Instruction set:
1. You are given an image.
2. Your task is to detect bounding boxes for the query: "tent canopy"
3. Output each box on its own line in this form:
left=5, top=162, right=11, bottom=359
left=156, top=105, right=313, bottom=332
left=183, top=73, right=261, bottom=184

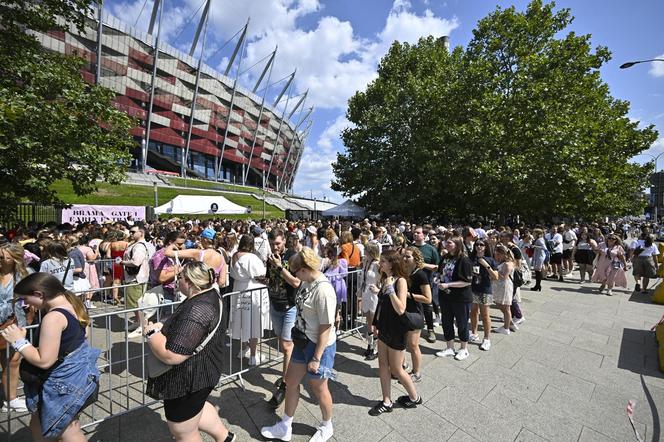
left=322, top=199, right=366, bottom=218
left=154, top=195, right=249, bottom=215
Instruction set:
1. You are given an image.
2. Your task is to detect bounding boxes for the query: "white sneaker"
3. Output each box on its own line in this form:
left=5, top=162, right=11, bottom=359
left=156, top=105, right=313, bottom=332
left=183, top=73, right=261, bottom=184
left=2, top=398, right=28, bottom=412
left=454, top=348, right=469, bottom=361
left=435, top=348, right=456, bottom=358
left=479, top=339, right=491, bottom=351
left=469, top=333, right=480, bottom=343
left=606, top=289, right=613, bottom=296
left=309, top=423, right=334, bottom=442
left=85, top=300, right=97, bottom=309
left=237, top=346, right=250, bottom=359
left=127, top=328, right=143, bottom=339
left=509, top=322, right=519, bottom=332
left=494, top=326, right=511, bottom=335
left=514, top=317, right=526, bottom=325
left=261, top=421, right=292, bottom=441
left=249, top=353, right=265, bottom=366
left=432, top=315, right=441, bottom=327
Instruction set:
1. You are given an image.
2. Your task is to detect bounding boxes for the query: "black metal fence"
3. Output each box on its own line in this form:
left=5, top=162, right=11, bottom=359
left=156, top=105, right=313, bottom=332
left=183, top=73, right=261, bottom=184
left=0, top=203, right=62, bottom=227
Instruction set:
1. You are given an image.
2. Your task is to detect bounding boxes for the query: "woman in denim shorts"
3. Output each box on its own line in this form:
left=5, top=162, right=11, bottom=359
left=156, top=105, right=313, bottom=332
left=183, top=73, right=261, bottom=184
left=261, top=248, right=337, bottom=442
left=469, top=241, right=498, bottom=351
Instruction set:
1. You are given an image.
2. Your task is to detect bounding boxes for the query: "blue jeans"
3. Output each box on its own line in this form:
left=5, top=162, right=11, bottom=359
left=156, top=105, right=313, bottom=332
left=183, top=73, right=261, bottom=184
left=270, top=305, right=297, bottom=341
left=291, top=341, right=336, bottom=380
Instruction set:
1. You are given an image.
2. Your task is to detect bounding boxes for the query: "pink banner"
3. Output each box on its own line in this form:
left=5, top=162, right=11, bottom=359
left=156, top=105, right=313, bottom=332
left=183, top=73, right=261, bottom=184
left=61, top=205, right=146, bottom=224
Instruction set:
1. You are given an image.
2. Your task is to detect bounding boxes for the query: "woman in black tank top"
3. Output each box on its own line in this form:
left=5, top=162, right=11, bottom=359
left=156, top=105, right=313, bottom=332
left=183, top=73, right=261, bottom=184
left=1, top=272, right=99, bottom=440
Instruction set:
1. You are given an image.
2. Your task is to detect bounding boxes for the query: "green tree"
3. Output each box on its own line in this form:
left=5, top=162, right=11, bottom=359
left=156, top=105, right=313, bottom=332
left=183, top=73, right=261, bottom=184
left=0, top=0, right=134, bottom=219
left=332, top=0, right=657, bottom=221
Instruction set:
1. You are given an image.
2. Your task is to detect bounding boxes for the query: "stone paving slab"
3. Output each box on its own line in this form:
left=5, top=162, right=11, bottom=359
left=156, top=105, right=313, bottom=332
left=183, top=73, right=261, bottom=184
left=1, top=270, right=663, bottom=442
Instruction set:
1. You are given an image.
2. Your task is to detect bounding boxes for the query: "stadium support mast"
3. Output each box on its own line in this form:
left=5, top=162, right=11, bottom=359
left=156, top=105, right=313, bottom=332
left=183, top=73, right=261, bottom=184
left=216, top=19, right=249, bottom=181
left=278, top=104, right=312, bottom=191
left=95, top=1, right=103, bottom=84
left=265, top=77, right=295, bottom=188
left=148, top=0, right=161, bottom=35
left=189, top=0, right=211, bottom=57
left=243, top=47, right=277, bottom=186
left=182, top=2, right=210, bottom=178
left=286, top=120, right=313, bottom=193
left=143, top=0, right=163, bottom=173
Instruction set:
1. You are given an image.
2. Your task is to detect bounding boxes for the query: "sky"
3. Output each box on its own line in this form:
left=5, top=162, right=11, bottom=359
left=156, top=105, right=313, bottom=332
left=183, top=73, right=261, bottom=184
left=103, top=0, right=664, bottom=203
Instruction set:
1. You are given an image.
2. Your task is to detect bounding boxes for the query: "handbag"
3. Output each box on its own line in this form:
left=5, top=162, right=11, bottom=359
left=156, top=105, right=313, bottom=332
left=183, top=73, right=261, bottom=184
left=0, top=315, right=17, bottom=350
left=400, top=292, right=424, bottom=331
left=291, top=326, right=311, bottom=350
left=145, top=292, right=223, bottom=379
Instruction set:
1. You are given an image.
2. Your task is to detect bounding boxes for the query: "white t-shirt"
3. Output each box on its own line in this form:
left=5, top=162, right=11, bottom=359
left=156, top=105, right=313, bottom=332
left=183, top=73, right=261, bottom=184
left=552, top=233, right=563, bottom=254
left=639, top=245, right=659, bottom=257
left=562, top=230, right=577, bottom=251
left=298, top=274, right=337, bottom=346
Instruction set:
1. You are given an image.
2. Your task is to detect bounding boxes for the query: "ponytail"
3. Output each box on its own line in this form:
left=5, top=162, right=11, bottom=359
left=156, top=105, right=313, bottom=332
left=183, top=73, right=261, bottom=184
left=62, top=290, right=91, bottom=327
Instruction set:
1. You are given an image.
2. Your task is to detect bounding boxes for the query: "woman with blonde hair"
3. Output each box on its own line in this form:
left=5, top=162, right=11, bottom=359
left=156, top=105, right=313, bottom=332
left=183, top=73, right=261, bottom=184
left=144, top=261, right=235, bottom=442
left=359, top=242, right=381, bottom=360
left=261, top=247, right=337, bottom=442
left=1, top=272, right=99, bottom=440
left=492, top=244, right=515, bottom=335
left=0, top=243, right=30, bottom=412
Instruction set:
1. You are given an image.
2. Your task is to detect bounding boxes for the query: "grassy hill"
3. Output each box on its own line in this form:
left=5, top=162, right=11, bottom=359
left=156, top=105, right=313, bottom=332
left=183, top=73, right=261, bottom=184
left=168, top=177, right=264, bottom=195
left=50, top=181, right=284, bottom=219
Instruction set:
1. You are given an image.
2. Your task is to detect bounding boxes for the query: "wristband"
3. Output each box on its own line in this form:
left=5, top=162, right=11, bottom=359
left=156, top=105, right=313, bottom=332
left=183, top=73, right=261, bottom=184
left=145, top=328, right=161, bottom=339
left=12, top=338, right=31, bottom=352
left=310, top=356, right=320, bottom=363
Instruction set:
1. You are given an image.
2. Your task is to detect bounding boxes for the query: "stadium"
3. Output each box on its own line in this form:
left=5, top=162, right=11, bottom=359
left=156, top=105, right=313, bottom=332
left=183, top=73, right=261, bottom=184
left=32, top=1, right=309, bottom=192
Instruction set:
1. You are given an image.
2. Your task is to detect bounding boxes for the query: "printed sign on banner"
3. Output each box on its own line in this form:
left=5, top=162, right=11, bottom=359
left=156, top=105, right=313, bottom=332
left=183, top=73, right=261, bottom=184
left=61, top=205, right=146, bottom=224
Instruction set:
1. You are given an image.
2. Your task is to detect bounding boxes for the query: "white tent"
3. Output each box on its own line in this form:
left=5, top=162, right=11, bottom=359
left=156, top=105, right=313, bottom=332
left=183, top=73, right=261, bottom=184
left=322, top=200, right=366, bottom=218
left=154, top=195, right=249, bottom=215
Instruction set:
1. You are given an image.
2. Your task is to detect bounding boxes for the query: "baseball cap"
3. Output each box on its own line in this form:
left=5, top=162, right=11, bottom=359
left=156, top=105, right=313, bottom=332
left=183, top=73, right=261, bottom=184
left=252, top=225, right=264, bottom=235
left=307, top=225, right=317, bottom=235
left=201, top=228, right=217, bottom=240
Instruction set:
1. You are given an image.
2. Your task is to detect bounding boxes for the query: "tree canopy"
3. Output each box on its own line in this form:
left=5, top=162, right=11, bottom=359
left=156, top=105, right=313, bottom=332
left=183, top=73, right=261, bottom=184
left=332, top=0, right=658, bottom=221
left=0, top=0, right=134, bottom=219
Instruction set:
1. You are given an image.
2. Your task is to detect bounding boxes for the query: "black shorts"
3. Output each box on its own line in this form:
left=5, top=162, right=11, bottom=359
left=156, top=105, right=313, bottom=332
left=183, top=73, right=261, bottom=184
left=163, top=387, right=213, bottom=423
left=550, top=253, right=563, bottom=265
left=562, top=249, right=573, bottom=259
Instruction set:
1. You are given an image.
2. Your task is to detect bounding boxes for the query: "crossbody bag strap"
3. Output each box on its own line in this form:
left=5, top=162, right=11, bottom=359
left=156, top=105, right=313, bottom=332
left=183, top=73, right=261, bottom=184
left=295, top=280, right=332, bottom=332
left=193, top=295, right=223, bottom=354
left=62, top=259, right=71, bottom=285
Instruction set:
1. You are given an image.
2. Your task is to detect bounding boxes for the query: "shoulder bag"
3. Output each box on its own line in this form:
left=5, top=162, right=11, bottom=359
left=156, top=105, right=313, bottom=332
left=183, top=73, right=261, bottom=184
left=399, top=283, right=424, bottom=331
left=145, top=290, right=223, bottom=379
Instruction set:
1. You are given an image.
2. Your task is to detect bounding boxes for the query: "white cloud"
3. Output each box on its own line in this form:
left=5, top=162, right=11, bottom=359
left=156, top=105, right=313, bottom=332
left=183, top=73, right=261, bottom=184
left=649, top=54, right=664, bottom=78
left=293, top=115, right=349, bottom=199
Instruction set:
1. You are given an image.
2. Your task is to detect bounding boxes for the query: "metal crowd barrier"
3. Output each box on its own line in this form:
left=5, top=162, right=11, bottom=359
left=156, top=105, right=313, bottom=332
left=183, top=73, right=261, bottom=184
left=0, top=269, right=366, bottom=440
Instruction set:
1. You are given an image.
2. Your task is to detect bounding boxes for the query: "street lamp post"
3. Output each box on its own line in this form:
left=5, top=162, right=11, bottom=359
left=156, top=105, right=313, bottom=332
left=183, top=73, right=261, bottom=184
left=620, top=59, right=664, bottom=223
left=619, top=59, right=664, bottom=69
left=635, top=152, right=664, bottom=224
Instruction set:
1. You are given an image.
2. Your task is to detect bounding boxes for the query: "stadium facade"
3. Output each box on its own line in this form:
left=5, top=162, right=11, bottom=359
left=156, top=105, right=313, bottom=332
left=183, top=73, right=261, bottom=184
left=33, top=4, right=310, bottom=192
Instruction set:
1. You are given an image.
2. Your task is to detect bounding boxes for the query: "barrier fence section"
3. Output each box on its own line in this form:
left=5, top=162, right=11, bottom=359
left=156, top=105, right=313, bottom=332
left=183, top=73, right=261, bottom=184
left=0, top=269, right=364, bottom=440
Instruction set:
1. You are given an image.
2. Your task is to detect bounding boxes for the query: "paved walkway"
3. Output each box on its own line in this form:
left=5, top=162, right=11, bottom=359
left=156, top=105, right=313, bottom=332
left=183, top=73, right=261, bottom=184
left=8, top=272, right=664, bottom=441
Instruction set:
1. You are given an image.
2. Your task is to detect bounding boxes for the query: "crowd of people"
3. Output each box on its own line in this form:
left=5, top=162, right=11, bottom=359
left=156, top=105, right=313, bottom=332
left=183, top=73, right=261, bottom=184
left=0, top=216, right=658, bottom=441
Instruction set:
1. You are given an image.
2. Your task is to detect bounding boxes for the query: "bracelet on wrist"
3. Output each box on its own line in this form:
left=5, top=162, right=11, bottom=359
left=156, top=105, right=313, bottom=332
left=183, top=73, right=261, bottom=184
left=12, top=338, right=31, bottom=352
left=145, top=328, right=161, bottom=339
left=311, top=356, right=320, bottom=363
